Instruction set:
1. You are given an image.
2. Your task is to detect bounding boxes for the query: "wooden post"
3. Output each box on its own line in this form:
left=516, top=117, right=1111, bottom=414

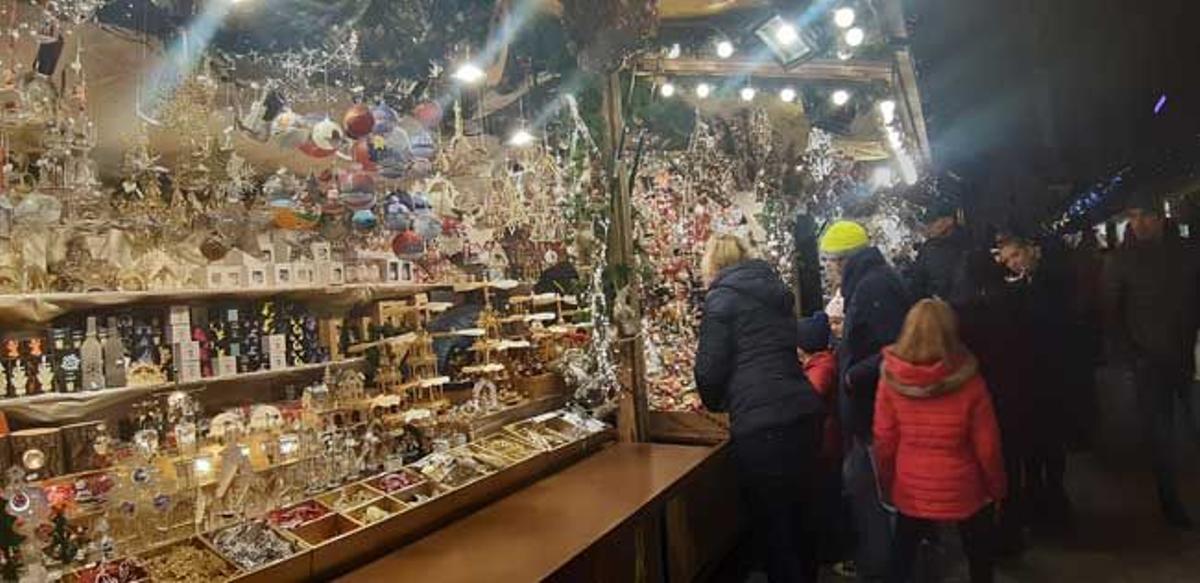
left=602, top=71, right=649, bottom=443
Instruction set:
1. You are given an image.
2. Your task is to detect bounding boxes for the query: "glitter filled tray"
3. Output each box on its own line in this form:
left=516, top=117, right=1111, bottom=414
left=136, top=536, right=241, bottom=583
left=316, top=482, right=387, bottom=513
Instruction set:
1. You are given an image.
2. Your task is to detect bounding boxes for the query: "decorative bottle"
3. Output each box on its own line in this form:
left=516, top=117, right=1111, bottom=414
left=103, top=317, right=127, bottom=388
left=80, top=317, right=106, bottom=391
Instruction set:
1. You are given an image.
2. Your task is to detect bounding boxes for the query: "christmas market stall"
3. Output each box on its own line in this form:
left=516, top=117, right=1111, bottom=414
left=0, top=0, right=647, bottom=580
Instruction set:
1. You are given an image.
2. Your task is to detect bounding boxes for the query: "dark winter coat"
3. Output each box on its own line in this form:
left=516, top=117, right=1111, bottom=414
left=910, top=227, right=971, bottom=300
left=837, top=247, right=913, bottom=440
left=694, top=260, right=824, bottom=437
left=1104, top=237, right=1200, bottom=374
left=874, top=349, right=1007, bottom=520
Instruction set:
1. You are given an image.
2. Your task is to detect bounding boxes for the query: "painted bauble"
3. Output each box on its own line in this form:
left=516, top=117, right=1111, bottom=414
left=413, top=211, right=443, bottom=241
left=412, top=101, right=443, bottom=129
left=371, top=103, right=400, bottom=135
left=351, top=138, right=377, bottom=170
left=298, top=140, right=335, bottom=159
left=398, top=118, right=437, bottom=160
left=351, top=209, right=378, bottom=230
left=339, top=170, right=376, bottom=194
left=311, top=118, right=344, bottom=150
left=342, top=104, right=376, bottom=139
left=341, top=191, right=376, bottom=211
left=392, top=230, right=424, bottom=256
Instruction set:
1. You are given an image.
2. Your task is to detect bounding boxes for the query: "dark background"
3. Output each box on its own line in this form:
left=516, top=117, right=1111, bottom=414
left=906, top=0, right=1200, bottom=226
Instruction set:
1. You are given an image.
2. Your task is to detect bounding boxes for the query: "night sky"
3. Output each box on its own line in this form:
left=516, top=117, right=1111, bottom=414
left=907, top=0, right=1200, bottom=221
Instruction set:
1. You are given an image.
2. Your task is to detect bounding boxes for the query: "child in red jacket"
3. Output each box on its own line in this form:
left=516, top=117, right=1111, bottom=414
left=873, top=299, right=1006, bottom=583
left=798, top=312, right=853, bottom=569
left=798, top=312, right=841, bottom=463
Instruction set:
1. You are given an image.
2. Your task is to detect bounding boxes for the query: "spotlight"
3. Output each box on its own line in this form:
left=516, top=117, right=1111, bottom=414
left=716, top=40, right=735, bottom=59
left=452, top=63, right=485, bottom=85
left=872, top=166, right=894, bottom=188
left=509, top=128, right=535, bottom=147
left=667, top=43, right=681, bottom=59
left=845, top=27, right=865, bottom=47
left=878, top=100, right=897, bottom=123
left=660, top=82, right=676, bottom=98
left=740, top=87, right=757, bottom=102
left=831, top=90, right=850, bottom=106
left=756, top=15, right=820, bottom=68
left=776, top=23, right=799, bottom=46
left=695, top=83, right=712, bottom=99
left=834, top=7, right=856, bottom=29
left=780, top=87, right=797, bottom=103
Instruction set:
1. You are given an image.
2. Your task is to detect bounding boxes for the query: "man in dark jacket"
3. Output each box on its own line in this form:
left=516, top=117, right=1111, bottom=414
left=909, top=202, right=971, bottom=300
left=1104, top=197, right=1200, bottom=528
left=694, top=251, right=824, bottom=582
left=819, top=220, right=913, bottom=582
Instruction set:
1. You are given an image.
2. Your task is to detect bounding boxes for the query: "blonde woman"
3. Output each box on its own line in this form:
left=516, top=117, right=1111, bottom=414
left=694, top=234, right=825, bottom=582
left=873, top=299, right=1006, bottom=583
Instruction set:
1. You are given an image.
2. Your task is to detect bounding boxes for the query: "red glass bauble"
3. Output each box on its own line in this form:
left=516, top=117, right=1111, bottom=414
left=412, top=101, right=444, bottom=129
left=392, top=230, right=424, bottom=256
left=343, top=104, right=376, bottom=139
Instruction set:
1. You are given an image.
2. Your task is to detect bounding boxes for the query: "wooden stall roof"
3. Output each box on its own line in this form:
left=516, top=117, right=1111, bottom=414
left=337, top=442, right=720, bottom=583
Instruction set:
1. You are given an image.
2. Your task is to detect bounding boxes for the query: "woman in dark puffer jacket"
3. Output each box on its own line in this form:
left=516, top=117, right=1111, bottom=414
left=874, top=299, right=1006, bottom=583
left=694, top=234, right=825, bottom=583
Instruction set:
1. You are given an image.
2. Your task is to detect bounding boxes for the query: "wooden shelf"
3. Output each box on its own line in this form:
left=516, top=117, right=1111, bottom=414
left=0, top=283, right=447, bottom=327
left=0, top=358, right=366, bottom=425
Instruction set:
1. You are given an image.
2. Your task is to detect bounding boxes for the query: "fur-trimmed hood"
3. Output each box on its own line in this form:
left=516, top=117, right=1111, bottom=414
left=882, top=348, right=979, bottom=399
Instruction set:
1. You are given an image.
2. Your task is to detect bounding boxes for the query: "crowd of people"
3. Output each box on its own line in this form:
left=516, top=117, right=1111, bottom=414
left=692, top=196, right=1200, bottom=582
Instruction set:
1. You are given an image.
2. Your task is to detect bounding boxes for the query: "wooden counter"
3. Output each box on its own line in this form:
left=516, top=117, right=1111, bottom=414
left=337, top=442, right=721, bottom=583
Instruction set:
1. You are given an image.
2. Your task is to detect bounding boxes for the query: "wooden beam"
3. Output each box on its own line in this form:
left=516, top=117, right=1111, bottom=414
left=602, top=72, right=650, bottom=443
left=633, top=56, right=893, bottom=83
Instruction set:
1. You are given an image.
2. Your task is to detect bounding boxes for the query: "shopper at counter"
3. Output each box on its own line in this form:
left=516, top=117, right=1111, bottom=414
left=694, top=233, right=825, bottom=582
left=819, top=220, right=913, bottom=581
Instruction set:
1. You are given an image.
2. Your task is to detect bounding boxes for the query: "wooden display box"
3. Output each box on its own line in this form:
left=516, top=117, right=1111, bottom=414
left=135, top=536, right=242, bottom=581
left=205, top=523, right=311, bottom=583
left=515, top=372, right=566, bottom=399
left=648, top=411, right=730, bottom=445
left=316, top=482, right=388, bottom=513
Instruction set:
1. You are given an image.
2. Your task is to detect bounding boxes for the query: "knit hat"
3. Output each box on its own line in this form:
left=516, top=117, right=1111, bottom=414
left=797, top=312, right=831, bottom=353
left=819, top=220, right=870, bottom=258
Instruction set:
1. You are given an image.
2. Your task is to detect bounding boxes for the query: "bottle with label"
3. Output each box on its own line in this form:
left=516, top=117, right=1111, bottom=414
left=53, top=328, right=81, bottom=393
left=80, top=317, right=106, bottom=391
left=103, top=317, right=127, bottom=388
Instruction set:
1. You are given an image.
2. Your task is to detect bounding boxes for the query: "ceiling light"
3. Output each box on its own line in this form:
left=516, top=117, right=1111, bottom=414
left=740, top=86, right=757, bottom=102
left=756, top=15, right=820, bottom=68
left=509, top=128, right=535, bottom=147
left=775, top=23, right=799, bottom=46
left=695, top=83, right=712, bottom=99
left=716, top=40, right=735, bottom=59
left=780, top=87, right=797, bottom=103
left=452, top=63, right=485, bottom=84
left=831, top=90, right=850, bottom=106
left=878, top=99, right=897, bottom=123
left=834, top=7, right=856, bottom=29
left=660, top=82, right=676, bottom=98
left=845, top=27, right=865, bottom=47
left=667, top=43, right=681, bottom=59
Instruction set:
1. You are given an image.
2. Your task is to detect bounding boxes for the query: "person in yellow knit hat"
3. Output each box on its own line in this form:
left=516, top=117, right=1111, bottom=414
left=819, top=219, right=913, bottom=582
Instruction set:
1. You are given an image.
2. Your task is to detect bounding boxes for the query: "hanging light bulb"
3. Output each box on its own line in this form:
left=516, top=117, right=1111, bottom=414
left=509, top=128, right=535, bottom=147
left=695, top=83, right=712, bottom=99
left=660, top=82, right=676, bottom=98
left=878, top=100, right=897, bottom=123
left=716, top=40, right=735, bottom=59
left=834, top=7, right=856, bottom=29
left=831, top=90, right=851, bottom=106
left=740, top=86, right=757, bottom=102
left=845, top=27, right=865, bottom=47
left=452, top=63, right=486, bottom=84
left=667, top=43, right=682, bottom=59
left=780, top=87, right=797, bottom=103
